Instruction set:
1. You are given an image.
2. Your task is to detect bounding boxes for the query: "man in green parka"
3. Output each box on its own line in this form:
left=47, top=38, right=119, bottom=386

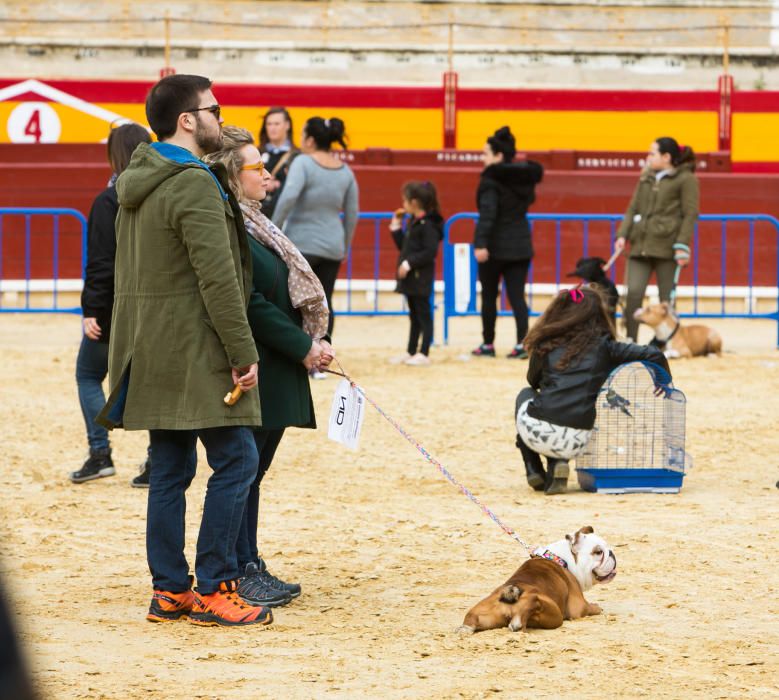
left=97, top=75, right=270, bottom=627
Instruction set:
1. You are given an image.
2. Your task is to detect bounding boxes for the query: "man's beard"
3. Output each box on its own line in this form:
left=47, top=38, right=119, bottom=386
left=194, top=115, right=223, bottom=154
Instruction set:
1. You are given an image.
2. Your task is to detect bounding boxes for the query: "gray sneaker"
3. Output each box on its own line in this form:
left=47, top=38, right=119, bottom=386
left=237, top=563, right=292, bottom=608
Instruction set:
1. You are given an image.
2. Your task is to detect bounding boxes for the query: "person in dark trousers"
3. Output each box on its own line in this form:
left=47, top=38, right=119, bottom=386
left=614, top=137, right=699, bottom=341
left=389, top=181, right=444, bottom=366
left=272, top=116, right=359, bottom=356
left=257, top=106, right=298, bottom=219
left=471, top=126, right=543, bottom=359
left=97, top=74, right=270, bottom=628
left=205, top=126, right=334, bottom=608
left=71, top=122, right=153, bottom=487
left=517, top=285, right=670, bottom=495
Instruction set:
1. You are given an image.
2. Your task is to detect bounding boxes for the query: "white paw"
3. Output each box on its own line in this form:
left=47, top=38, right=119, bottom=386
left=508, top=616, right=524, bottom=632
left=455, top=624, right=475, bottom=635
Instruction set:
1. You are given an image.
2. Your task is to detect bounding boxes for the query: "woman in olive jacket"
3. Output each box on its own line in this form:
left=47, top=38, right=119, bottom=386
left=615, top=137, right=699, bottom=341
left=472, top=126, right=543, bottom=359
left=206, top=127, right=334, bottom=606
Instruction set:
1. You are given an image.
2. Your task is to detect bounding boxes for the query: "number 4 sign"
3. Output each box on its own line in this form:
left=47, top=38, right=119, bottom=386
left=327, top=378, right=365, bottom=450
left=7, top=102, right=62, bottom=143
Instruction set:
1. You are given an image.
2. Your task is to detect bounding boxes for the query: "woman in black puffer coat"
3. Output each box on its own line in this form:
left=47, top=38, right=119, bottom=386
left=472, top=126, right=543, bottom=359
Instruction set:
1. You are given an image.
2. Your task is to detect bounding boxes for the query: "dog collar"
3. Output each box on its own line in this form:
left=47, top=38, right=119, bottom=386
left=653, top=319, right=680, bottom=348
left=531, top=547, right=568, bottom=569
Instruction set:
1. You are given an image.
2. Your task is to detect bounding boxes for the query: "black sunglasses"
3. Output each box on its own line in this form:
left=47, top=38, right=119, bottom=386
left=185, top=104, right=221, bottom=120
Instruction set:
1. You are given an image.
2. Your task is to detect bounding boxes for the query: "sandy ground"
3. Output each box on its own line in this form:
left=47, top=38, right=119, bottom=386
left=1, top=312, right=778, bottom=700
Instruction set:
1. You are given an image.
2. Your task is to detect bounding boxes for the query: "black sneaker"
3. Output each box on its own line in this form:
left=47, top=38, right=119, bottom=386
left=507, top=344, right=529, bottom=359
left=70, top=449, right=115, bottom=484
left=237, top=563, right=292, bottom=608
left=131, top=457, right=151, bottom=489
left=471, top=343, right=496, bottom=357
left=257, top=557, right=302, bottom=599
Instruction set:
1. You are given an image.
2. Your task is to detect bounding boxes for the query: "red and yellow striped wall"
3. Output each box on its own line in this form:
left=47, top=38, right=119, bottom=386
left=1, top=78, right=779, bottom=168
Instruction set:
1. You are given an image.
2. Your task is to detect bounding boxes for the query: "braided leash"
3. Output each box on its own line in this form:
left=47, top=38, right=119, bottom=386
left=325, top=359, right=534, bottom=555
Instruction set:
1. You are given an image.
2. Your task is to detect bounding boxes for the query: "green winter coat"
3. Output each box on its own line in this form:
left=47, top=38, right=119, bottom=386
left=97, top=142, right=261, bottom=431
left=616, top=163, right=699, bottom=259
left=247, top=236, right=316, bottom=430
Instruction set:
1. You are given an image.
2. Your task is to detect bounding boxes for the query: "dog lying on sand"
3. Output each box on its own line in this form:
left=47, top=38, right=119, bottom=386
left=634, top=302, right=722, bottom=358
left=458, top=526, right=616, bottom=634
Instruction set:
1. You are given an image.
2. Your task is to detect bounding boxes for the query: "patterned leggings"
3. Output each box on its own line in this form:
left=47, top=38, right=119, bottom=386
left=515, top=387, right=592, bottom=460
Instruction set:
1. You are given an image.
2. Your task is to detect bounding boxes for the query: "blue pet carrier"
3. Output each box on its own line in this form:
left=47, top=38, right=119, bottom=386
left=575, top=362, right=691, bottom=493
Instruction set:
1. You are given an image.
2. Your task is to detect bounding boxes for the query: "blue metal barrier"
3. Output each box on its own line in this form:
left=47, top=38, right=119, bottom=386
left=338, top=211, right=408, bottom=316
left=4, top=207, right=778, bottom=349
left=443, top=212, right=779, bottom=347
left=0, top=207, right=87, bottom=313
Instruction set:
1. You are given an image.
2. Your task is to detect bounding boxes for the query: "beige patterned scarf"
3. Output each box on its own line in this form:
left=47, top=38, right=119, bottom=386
left=240, top=201, right=329, bottom=340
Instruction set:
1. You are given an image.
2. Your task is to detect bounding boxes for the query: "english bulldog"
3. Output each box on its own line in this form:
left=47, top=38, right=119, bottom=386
left=458, top=526, right=616, bottom=634
left=634, top=302, right=722, bottom=358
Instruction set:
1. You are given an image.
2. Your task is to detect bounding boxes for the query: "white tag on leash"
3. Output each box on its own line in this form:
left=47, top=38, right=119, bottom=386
left=327, top=378, right=365, bottom=450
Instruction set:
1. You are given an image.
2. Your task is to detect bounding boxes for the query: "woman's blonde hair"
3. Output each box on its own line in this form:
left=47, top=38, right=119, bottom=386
left=203, top=125, right=255, bottom=200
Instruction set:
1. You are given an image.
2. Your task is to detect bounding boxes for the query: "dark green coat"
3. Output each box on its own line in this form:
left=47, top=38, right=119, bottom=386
left=247, top=236, right=316, bottom=430
left=97, top=142, right=261, bottom=431
left=617, top=162, right=699, bottom=259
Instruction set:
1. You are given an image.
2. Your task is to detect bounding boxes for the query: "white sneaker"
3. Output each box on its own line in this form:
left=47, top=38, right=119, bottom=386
left=309, top=370, right=328, bottom=380
left=389, top=353, right=411, bottom=365
left=404, top=353, right=431, bottom=366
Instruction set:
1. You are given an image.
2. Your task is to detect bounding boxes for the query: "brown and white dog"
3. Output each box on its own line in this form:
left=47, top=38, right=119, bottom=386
left=634, top=302, right=722, bottom=358
left=458, top=526, right=616, bottom=634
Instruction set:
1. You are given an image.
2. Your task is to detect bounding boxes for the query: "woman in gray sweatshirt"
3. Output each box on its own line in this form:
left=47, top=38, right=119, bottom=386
left=272, top=116, right=359, bottom=338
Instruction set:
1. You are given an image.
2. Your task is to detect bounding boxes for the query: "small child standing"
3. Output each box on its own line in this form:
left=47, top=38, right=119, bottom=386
left=389, top=181, right=444, bottom=366
left=516, top=285, right=671, bottom=494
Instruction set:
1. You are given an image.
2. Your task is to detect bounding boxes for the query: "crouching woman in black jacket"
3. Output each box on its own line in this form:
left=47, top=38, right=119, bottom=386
left=516, top=285, right=670, bottom=495
left=472, top=126, right=543, bottom=359
left=389, top=181, right=444, bottom=366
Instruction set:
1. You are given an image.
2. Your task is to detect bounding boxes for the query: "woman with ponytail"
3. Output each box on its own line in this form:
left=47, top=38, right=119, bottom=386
left=272, top=116, right=359, bottom=356
left=614, top=137, right=699, bottom=341
left=471, top=126, right=543, bottom=359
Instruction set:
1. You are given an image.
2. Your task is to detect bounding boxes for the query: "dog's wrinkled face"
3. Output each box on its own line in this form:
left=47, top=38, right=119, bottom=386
left=633, top=301, right=675, bottom=326
left=566, top=526, right=617, bottom=587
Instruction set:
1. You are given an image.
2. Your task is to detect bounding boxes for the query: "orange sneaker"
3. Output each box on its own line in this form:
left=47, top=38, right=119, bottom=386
left=189, top=580, right=273, bottom=627
left=146, top=588, right=195, bottom=623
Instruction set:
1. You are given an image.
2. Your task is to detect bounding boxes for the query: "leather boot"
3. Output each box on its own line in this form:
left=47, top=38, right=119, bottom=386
left=515, top=434, right=545, bottom=491
left=544, top=458, right=569, bottom=495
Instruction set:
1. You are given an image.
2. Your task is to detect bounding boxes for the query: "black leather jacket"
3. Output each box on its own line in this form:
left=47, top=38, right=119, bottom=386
left=525, top=336, right=671, bottom=430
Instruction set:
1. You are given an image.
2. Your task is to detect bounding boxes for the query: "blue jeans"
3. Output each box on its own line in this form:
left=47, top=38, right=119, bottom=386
left=147, top=427, right=259, bottom=594
left=236, top=428, right=285, bottom=570
left=75, top=335, right=110, bottom=451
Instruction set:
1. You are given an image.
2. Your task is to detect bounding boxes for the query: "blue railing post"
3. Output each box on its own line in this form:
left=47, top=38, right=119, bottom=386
left=0, top=207, right=87, bottom=314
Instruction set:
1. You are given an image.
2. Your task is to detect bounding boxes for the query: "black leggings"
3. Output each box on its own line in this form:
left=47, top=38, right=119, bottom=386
left=478, top=258, right=531, bottom=345
left=304, top=255, right=342, bottom=337
left=406, top=294, right=433, bottom=356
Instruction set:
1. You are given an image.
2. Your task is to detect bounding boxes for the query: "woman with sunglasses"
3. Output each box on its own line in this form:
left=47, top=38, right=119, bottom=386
left=205, top=126, right=334, bottom=608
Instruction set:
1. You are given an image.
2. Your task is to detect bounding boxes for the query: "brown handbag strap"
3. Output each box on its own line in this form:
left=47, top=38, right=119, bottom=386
left=270, top=149, right=295, bottom=178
